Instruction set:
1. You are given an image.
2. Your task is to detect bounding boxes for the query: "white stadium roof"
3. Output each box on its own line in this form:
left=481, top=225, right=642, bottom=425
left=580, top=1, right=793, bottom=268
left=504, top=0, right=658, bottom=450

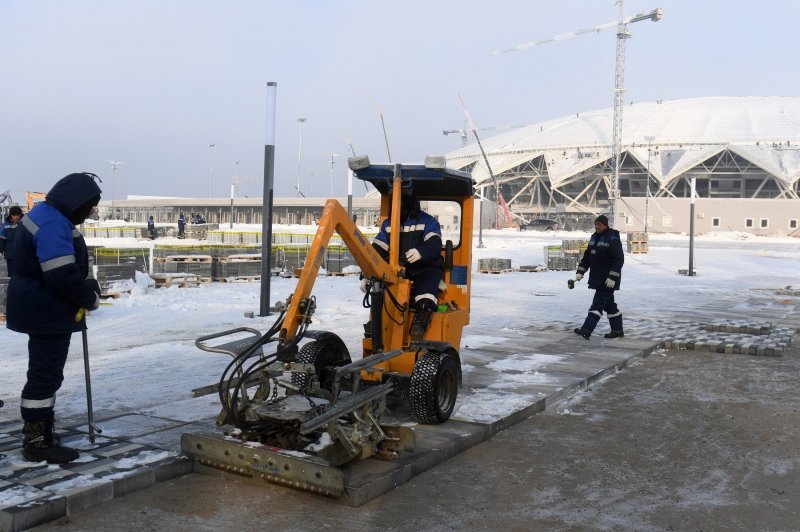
left=446, top=96, right=800, bottom=187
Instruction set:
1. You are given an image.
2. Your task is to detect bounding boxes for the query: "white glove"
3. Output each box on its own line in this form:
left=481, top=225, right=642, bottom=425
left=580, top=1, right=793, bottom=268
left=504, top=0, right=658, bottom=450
left=575, top=273, right=583, bottom=281
left=360, top=278, right=369, bottom=293
left=605, top=277, right=616, bottom=289
left=405, top=248, right=422, bottom=263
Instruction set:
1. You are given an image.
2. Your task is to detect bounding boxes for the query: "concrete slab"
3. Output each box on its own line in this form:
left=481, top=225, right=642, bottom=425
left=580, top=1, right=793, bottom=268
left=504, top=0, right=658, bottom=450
left=2, top=303, right=798, bottom=525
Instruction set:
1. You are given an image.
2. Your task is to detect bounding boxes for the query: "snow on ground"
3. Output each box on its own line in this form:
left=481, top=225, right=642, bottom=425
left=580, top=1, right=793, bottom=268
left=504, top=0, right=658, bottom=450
left=1, top=228, right=799, bottom=425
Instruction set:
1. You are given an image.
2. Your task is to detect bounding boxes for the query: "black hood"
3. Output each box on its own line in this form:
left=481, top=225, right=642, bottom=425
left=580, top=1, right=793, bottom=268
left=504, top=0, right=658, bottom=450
left=46, top=173, right=102, bottom=220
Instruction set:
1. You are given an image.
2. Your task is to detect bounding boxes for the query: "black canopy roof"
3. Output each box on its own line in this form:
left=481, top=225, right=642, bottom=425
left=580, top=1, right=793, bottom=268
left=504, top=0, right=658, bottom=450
left=353, top=164, right=475, bottom=199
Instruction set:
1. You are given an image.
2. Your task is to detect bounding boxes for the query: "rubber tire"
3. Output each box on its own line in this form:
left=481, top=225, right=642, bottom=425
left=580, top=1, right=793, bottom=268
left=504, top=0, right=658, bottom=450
left=291, top=340, right=350, bottom=393
left=409, top=352, right=459, bottom=424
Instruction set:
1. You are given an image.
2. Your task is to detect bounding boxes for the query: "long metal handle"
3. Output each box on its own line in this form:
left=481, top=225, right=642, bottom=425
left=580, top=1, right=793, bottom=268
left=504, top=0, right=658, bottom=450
left=81, top=328, right=102, bottom=443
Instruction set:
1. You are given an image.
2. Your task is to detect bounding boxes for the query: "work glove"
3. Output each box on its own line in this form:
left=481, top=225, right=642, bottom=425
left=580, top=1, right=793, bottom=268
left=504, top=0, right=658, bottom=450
left=405, top=248, right=422, bottom=264
left=575, top=273, right=583, bottom=281
left=360, top=277, right=369, bottom=294
left=87, top=279, right=101, bottom=311
left=605, top=277, right=616, bottom=289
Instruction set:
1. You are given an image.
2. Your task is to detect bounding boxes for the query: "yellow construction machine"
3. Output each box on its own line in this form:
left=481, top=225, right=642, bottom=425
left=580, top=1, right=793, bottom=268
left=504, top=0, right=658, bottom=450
left=182, top=156, right=475, bottom=496
left=26, top=191, right=46, bottom=211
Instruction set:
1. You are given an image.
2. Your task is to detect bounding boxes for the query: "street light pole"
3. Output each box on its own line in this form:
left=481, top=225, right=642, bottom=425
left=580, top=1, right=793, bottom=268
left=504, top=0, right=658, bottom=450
left=208, top=143, right=215, bottom=198
left=230, top=160, right=239, bottom=229
left=296, top=117, right=307, bottom=197
left=644, top=135, right=655, bottom=233
left=106, top=160, right=125, bottom=220
left=325, top=152, right=339, bottom=197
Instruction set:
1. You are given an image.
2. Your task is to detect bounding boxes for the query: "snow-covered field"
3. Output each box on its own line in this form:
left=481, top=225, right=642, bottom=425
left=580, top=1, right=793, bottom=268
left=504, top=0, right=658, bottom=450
left=1, top=227, right=798, bottom=425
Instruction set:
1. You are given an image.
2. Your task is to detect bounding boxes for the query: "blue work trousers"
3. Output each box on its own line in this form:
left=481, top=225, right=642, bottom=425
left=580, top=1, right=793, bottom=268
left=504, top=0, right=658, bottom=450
left=21, top=333, right=72, bottom=422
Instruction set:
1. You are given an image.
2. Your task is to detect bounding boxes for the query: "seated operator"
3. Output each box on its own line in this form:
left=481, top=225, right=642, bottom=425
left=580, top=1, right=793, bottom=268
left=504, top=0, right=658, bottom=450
left=361, top=186, right=443, bottom=342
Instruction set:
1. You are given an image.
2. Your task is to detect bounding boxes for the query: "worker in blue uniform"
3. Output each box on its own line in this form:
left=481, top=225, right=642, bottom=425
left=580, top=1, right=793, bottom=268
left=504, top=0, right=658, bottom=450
left=6, top=172, right=102, bottom=463
left=178, top=212, right=186, bottom=239
left=147, top=215, right=156, bottom=240
left=572, top=214, right=625, bottom=340
left=362, top=188, right=443, bottom=342
left=0, top=205, right=24, bottom=273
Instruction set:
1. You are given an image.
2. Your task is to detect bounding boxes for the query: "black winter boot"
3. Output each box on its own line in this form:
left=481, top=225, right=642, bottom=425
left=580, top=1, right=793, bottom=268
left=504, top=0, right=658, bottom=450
left=410, top=302, right=435, bottom=342
left=604, top=330, right=624, bottom=339
left=573, top=327, right=591, bottom=340
left=22, top=418, right=79, bottom=464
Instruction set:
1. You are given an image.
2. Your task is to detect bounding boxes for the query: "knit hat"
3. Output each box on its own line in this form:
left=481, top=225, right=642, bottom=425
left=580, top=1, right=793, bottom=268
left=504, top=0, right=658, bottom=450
left=595, top=214, right=609, bottom=226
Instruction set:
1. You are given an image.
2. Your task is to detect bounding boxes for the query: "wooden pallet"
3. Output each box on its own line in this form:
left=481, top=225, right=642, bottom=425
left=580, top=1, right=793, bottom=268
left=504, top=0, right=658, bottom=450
left=165, top=255, right=213, bottom=263
left=476, top=269, right=513, bottom=274
left=151, top=273, right=200, bottom=288
left=0, top=313, right=5, bottom=322
left=216, top=276, right=261, bottom=283
left=100, top=290, right=130, bottom=299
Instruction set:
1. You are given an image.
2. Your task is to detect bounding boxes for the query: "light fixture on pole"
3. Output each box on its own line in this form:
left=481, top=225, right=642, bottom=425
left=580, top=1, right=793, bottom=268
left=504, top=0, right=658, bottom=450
left=106, top=160, right=125, bottom=219
left=644, top=135, right=655, bottom=233
left=296, top=118, right=308, bottom=197
left=323, top=152, right=339, bottom=197
left=230, top=160, right=239, bottom=229
left=208, top=144, right=215, bottom=198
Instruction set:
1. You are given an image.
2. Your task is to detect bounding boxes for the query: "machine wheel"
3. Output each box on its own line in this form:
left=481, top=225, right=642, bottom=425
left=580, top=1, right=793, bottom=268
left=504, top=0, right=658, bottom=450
left=409, top=351, right=459, bottom=424
left=291, top=337, right=351, bottom=393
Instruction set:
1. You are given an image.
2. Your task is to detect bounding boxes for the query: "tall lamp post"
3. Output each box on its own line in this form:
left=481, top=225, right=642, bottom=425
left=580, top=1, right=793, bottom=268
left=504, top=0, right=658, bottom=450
left=208, top=143, right=215, bottom=198
left=296, top=117, right=307, bottom=197
left=644, top=135, right=655, bottom=233
left=106, top=160, right=125, bottom=219
left=230, top=160, right=239, bottom=229
left=324, top=152, right=339, bottom=196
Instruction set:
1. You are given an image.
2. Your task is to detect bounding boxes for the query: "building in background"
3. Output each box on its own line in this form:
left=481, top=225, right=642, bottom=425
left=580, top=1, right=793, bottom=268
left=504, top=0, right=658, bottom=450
left=446, top=96, right=800, bottom=235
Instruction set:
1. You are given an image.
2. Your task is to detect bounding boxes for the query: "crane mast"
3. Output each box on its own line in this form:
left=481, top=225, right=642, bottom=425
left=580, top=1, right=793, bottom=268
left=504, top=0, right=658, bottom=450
left=493, top=1, right=662, bottom=225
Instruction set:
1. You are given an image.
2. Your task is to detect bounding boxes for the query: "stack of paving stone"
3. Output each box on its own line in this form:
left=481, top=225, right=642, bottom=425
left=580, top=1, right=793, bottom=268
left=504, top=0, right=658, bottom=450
left=477, top=258, right=512, bottom=273
left=185, top=223, right=218, bottom=240
left=217, top=254, right=261, bottom=279
left=163, top=255, right=213, bottom=279
left=152, top=245, right=215, bottom=274
left=543, top=240, right=587, bottom=271
left=626, top=231, right=649, bottom=254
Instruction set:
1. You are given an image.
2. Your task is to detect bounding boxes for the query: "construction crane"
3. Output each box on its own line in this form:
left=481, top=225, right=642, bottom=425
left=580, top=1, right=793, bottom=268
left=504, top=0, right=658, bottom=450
left=0, top=190, right=12, bottom=207
left=492, top=1, right=662, bottom=226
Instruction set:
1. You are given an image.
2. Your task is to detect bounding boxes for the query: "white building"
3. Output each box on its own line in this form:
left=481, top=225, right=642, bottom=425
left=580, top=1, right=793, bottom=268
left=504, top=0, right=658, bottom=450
left=446, top=96, right=800, bottom=235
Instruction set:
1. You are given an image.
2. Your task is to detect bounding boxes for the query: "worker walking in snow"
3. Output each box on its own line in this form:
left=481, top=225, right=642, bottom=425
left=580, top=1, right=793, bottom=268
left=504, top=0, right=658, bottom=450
left=572, top=214, right=625, bottom=340
left=6, top=172, right=103, bottom=463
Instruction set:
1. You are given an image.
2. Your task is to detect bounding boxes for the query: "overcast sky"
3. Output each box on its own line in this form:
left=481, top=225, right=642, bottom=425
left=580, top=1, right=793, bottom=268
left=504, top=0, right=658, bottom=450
left=2, top=0, right=798, bottom=204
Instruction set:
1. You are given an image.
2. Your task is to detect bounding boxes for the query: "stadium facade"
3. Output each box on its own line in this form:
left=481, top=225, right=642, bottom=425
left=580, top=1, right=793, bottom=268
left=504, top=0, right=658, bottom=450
left=445, top=96, right=800, bottom=235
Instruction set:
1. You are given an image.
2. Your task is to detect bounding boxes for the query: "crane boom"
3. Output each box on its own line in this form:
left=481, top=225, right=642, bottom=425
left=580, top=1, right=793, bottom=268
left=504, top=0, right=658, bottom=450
left=491, top=8, right=661, bottom=55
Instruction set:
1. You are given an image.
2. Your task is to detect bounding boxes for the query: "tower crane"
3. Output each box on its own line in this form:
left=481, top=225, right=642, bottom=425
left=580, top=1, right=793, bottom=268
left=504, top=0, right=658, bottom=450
left=492, top=1, right=662, bottom=226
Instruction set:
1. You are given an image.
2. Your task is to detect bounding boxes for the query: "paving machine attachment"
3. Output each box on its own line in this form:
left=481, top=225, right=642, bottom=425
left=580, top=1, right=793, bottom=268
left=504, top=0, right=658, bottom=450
left=182, top=156, right=475, bottom=496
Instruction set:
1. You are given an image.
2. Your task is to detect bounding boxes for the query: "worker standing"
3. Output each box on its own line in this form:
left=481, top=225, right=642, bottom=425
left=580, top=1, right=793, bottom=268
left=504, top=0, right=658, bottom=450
left=572, top=214, right=625, bottom=340
left=6, top=172, right=102, bottom=463
left=177, top=212, right=186, bottom=239
left=362, top=187, right=443, bottom=341
left=147, top=215, right=156, bottom=240
left=0, top=205, right=24, bottom=273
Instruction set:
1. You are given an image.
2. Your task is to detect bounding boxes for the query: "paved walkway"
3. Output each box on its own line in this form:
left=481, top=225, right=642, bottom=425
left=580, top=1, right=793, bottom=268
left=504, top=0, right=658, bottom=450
left=2, top=287, right=798, bottom=530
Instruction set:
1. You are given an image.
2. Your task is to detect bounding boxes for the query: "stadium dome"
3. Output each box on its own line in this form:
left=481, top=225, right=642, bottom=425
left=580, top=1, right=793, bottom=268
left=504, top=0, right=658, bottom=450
left=445, top=96, right=800, bottom=224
